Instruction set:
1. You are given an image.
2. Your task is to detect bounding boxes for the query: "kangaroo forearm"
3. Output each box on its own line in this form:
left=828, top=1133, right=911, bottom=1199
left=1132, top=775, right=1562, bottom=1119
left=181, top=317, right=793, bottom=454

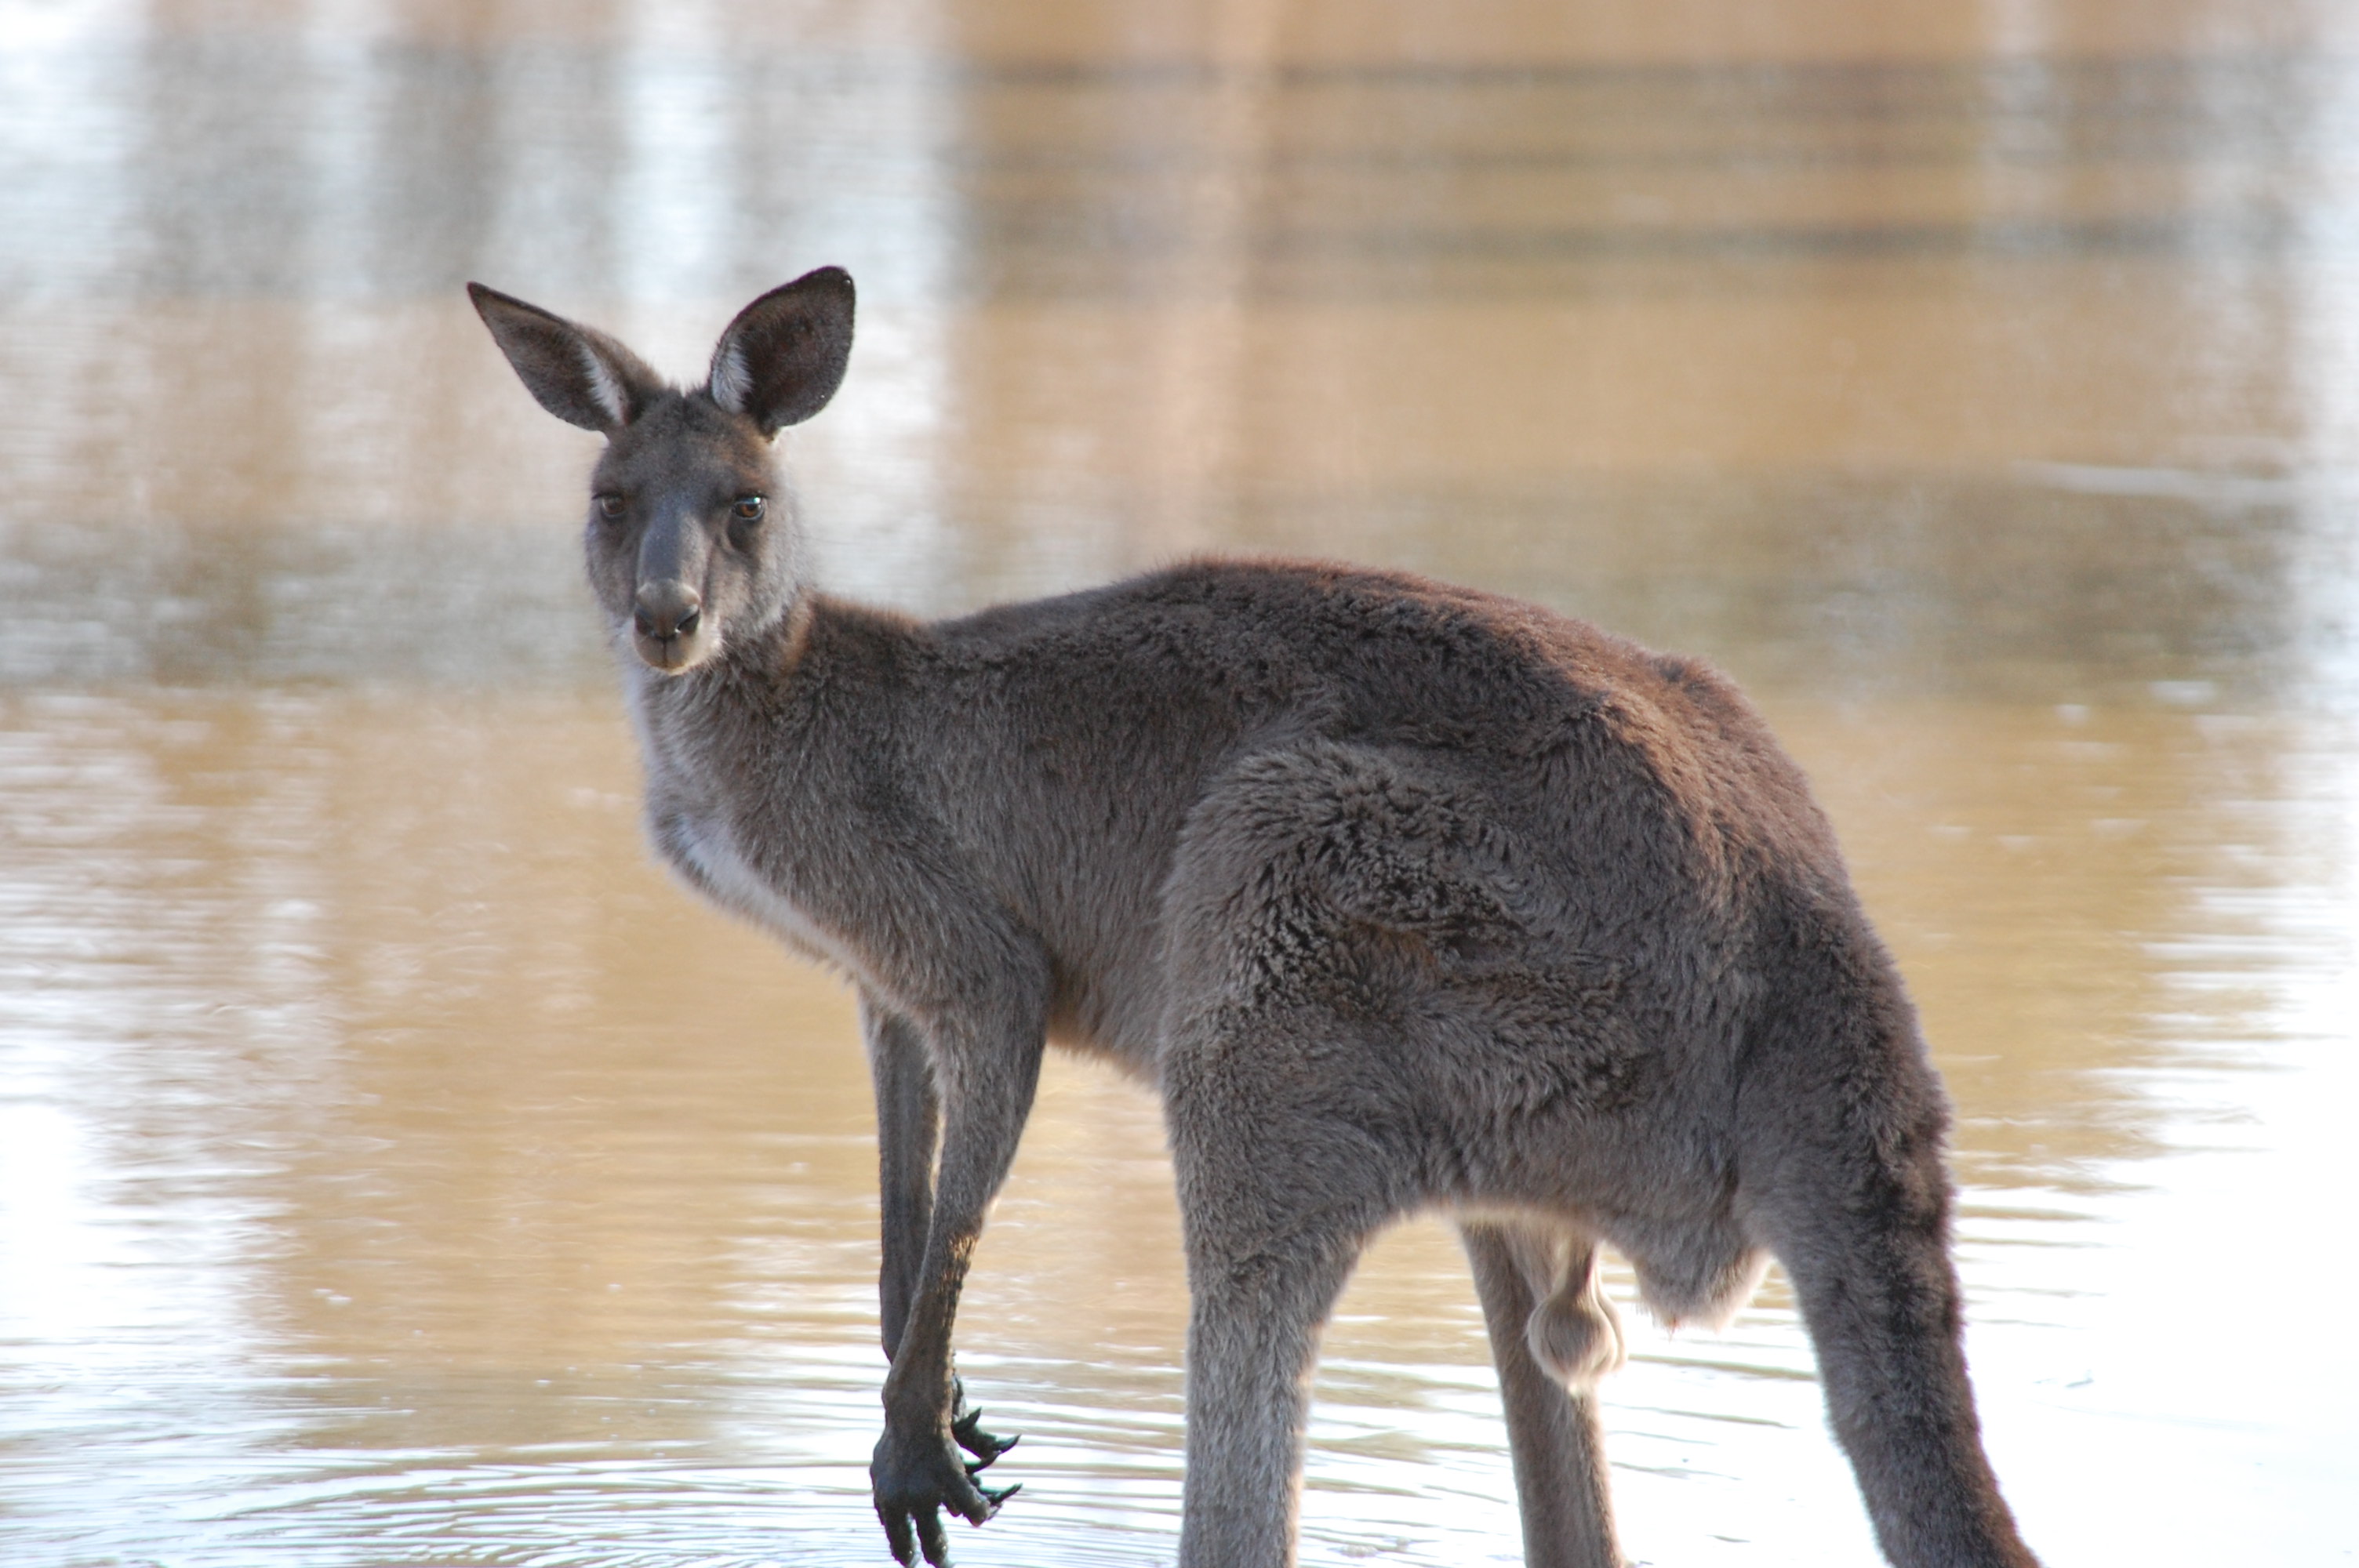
left=865, top=1000, right=940, bottom=1360
left=880, top=1016, right=1043, bottom=1421
left=879, top=1229, right=979, bottom=1425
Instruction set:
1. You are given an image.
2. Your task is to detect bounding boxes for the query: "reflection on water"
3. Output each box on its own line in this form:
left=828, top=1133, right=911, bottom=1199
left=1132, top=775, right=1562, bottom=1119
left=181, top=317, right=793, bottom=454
left=2, top=2, right=2356, bottom=1565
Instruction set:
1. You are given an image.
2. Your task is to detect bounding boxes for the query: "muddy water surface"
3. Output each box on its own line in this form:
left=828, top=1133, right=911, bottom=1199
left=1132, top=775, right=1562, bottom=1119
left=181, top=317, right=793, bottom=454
left=3, top=2, right=2356, bottom=1565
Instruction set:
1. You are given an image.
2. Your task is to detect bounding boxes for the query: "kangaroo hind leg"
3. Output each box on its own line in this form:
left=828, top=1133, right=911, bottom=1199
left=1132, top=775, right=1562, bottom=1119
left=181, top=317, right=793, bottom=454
left=1161, top=1006, right=1399, bottom=1568
left=1461, top=1218, right=1623, bottom=1568
left=1158, top=738, right=1525, bottom=1566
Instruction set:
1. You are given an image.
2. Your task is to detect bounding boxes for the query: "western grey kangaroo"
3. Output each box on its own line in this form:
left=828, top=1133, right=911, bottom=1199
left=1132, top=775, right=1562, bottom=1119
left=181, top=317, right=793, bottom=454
left=469, top=268, right=2041, bottom=1568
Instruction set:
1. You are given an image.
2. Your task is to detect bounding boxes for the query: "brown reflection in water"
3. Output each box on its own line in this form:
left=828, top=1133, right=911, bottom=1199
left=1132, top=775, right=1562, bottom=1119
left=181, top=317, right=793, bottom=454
left=1773, top=697, right=2318, bottom=1189
left=0, top=681, right=2289, bottom=1359
left=4, top=694, right=802, bottom=1429
left=0, top=302, right=594, bottom=533
left=9, top=0, right=2357, bottom=702
left=941, top=273, right=2308, bottom=495
left=5, top=667, right=2343, bottom=1562
left=13, top=267, right=2310, bottom=508
left=126, top=0, right=2359, bottom=59
left=0, top=686, right=1191, bottom=1448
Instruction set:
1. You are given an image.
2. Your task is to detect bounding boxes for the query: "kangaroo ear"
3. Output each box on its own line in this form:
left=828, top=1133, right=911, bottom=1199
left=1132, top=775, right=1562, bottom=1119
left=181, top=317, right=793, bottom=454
left=467, top=283, right=666, bottom=434
left=707, top=267, right=856, bottom=435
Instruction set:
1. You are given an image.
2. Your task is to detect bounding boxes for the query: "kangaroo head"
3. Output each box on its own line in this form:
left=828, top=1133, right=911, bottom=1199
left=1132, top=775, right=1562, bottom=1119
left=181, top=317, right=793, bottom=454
left=467, top=269, right=856, bottom=674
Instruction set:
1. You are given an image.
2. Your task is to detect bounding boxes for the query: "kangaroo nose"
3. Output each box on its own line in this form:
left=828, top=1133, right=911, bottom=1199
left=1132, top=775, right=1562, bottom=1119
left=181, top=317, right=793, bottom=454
left=634, top=580, right=703, bottom=641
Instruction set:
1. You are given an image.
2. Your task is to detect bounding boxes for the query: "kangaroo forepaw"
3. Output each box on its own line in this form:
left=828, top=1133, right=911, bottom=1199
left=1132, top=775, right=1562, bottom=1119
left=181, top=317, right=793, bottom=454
left=872, top=1425, right=1015, bottom=1567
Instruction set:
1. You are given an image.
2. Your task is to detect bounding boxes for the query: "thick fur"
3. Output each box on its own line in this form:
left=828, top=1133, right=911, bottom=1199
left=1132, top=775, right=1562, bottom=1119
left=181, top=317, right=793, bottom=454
left=470, top=273, right=2041, bottom=1568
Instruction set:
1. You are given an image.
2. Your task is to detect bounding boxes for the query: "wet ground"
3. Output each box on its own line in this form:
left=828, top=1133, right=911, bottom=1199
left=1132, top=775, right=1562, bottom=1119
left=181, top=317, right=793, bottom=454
left=2, top=2, right=2356, bottom=1564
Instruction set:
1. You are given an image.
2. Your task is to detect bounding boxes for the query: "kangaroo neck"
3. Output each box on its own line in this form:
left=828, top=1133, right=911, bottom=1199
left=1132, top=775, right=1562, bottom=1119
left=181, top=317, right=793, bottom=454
left=615, top=593, right=936, bottom=988
left=619, top=592, right=918, bottom=821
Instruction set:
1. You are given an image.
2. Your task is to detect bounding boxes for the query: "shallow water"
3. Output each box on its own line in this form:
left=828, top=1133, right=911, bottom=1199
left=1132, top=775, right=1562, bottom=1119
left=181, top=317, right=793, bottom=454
left=3, top=2, right=2356, bottom=1565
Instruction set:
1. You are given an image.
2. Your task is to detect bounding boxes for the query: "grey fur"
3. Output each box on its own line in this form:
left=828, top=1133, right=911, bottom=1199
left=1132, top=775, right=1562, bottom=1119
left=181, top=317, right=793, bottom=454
left=467, top=272, right=2042, bottom=1568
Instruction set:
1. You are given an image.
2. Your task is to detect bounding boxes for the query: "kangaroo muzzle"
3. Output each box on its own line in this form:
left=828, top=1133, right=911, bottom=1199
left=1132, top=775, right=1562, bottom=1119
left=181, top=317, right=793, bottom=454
left=632, top=515, right=714, bottom=671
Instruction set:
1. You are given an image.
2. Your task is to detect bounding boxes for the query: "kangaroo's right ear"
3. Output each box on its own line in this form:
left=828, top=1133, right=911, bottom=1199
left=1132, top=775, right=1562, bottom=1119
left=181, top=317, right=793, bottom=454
left=467, top=283, right=667, bottom=434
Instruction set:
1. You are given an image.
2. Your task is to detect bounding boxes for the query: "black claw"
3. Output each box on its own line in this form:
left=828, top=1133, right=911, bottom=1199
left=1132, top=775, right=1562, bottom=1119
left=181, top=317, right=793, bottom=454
left=962, top=1432, right=1019, bottom=1478
left=980, top=1482, right=1022, bottom=1514
left=951, top=1406, right=1017, bottom=1465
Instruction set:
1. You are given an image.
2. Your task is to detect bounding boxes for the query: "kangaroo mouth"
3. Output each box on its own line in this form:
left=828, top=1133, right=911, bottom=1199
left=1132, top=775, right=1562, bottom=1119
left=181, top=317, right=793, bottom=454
left=631, top=626, right=718, bottom=673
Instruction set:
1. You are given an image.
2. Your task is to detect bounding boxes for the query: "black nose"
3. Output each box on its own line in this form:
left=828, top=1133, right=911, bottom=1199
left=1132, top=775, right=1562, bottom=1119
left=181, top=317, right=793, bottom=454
left=634, top=580, right=703, bottom=641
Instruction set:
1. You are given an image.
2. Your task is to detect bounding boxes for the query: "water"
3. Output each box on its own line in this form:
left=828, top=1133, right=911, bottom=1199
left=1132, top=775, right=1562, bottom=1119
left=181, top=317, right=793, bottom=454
left=3, top=2, right=2356, bottom=1564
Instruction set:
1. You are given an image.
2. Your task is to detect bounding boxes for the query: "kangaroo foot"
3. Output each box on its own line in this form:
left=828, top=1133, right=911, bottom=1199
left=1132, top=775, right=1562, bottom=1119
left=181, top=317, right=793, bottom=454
left=871, top=1421, right=1020, bottom=1567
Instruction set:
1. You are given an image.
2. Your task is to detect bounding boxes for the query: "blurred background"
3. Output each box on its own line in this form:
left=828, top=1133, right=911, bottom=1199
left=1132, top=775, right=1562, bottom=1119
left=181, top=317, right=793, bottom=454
left=3, top=2, right=2356, bottom=1564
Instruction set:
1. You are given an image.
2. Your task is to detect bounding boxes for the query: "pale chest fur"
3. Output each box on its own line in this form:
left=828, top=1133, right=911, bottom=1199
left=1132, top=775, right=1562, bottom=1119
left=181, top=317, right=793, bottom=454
left=625, top=668, right=873, bottom=985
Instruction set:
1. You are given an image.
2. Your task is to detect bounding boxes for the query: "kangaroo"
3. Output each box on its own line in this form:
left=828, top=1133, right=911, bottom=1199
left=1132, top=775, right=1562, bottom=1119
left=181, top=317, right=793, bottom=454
left=468, top=267, right=2041, bottom=1568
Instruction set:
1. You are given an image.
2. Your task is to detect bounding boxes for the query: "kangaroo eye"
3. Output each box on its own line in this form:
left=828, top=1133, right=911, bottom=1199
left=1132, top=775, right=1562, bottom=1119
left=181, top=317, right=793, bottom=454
left=732, top=495, right=765, bottom=523
left=594, top=492, right=625, bottom=521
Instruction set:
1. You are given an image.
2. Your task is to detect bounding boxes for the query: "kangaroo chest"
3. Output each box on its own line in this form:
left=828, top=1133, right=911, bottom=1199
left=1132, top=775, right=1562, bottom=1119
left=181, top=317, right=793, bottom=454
left=632, top=688, right=876, bottom=986
left=669, top=806, right=863, bottom=971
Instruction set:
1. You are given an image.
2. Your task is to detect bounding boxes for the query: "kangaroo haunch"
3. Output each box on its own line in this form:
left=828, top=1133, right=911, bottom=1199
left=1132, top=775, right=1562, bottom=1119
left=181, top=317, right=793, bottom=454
left=468, top=269, right=2042, bottom=1568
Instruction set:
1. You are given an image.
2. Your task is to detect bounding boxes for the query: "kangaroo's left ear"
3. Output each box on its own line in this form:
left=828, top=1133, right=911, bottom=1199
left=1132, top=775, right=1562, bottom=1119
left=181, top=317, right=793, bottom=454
left=707, top=267, right=856, bottom=436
